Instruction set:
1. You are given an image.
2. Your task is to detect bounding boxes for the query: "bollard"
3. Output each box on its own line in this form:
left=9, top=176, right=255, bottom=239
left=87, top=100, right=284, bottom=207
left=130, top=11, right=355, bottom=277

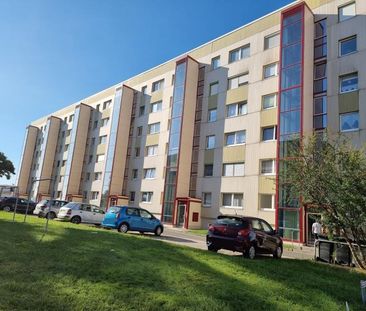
left=361, top=280, right=366, bottom=304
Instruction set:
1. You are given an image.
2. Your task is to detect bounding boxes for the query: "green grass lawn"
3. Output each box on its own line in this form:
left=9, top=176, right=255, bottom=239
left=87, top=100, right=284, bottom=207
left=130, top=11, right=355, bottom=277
left=0, top=211, right=365, bottom=311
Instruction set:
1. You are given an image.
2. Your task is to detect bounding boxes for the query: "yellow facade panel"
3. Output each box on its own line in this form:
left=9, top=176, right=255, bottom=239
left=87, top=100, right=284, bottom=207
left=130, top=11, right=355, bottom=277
left=226, top=85, right=248, bottom=104
left=222, top=145, right=245, bottom=163
left=146, top=134, right=159, bottom=146
left=258, top=176, right=275, bottom=194
left=260, top=108, right=278, bottom=127
left=339, top=91, right=359, bottom=114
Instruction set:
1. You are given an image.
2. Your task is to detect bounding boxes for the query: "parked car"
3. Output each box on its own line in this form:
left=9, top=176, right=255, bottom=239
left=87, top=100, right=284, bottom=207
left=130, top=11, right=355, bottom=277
left=57, top=202, right=105, bottom=224
left=206, top=215, right=283, bottom=259
left=33, top=199, right=68, bottom=219
left=102, top=206, right=164, bottom=236
left=0, top=197, right=36, bottom=214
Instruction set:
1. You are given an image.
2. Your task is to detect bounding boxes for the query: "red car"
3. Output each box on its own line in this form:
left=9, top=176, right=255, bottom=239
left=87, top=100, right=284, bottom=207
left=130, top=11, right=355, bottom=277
left=206, top=215, right=283, bottom=259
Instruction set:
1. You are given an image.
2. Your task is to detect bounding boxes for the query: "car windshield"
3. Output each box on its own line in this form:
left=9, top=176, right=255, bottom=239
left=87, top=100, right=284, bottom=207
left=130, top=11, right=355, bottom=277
left=37, top=199, right=49, bottom=206
left=63, top=202, right=80, bottom=210
left=107, top=206, right=121, bottom=214
left=215, top=216, right=249, bottom=229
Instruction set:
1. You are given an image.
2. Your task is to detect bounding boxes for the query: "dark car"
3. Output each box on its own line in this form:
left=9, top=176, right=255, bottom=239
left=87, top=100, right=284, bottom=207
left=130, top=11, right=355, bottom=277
left=0, top=197, right=36, bottom=214
left=206, top=215, right=283, bottom=259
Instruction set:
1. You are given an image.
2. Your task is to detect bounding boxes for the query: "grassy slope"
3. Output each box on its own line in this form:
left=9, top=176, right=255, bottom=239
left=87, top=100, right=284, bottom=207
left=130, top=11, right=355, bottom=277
left=0, top=212, right=364, bottom=311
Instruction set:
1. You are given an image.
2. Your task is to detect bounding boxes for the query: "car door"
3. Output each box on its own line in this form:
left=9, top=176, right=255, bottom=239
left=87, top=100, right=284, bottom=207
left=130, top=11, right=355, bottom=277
left=260, top=220, right=278, bottom=253
left=250, top=218, right=267, bottom=254
left=90, top=206, right=105, bottom=224
left=125, top=208, right=142, bottom=230
left=139, top=209, right=157, bottom=232
left=80, top=204, right=93, bottom=223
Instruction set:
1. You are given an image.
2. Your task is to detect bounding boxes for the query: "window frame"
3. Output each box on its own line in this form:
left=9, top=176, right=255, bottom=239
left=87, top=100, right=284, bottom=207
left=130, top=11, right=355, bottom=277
left=208, top=108, right=217, bottom=122
left=228, top=73, right=249, bottom=90
left=260, top=159, right=275, bottom=175
left=209, top=82, right=219, bottom=96
left=152, top=79, right=164, bottom=93
left=263, top=62, right=278, bottom=79
left=222, top=193, right=243, bottom=208
left=211, top=56, right=220, bottom=70
left=338, top=2, right=356, bottom=22
left=206, top=135, right=216, bottom=150
left=204, top=164, right=214, bottom=177
left=202, top=192, right=212, bottom=207
left=264, top=32, right=280, bottom=50
left=339, top=111, right=359, bottom=132
left=222, top=162, right=245, bottom=177
left=259, top=194, right=275, bottom=211
left=225, top=130, right=246, bottom=146
left=262, top=93, right=277, bottom=110
left=339, top=72, right=358, bottom=94
left=226, top=101, right=247, bottom=118
left=228, top=44, right=250, bottom=63
left=339, top=35, right=357, bottom=57
left=148, top=122, right=161, bottom=134
left=262, top=126, right=276, bottom=142
left=141, top=192, right=153, bottom=203
left=144, top=168, right=156, bottom=179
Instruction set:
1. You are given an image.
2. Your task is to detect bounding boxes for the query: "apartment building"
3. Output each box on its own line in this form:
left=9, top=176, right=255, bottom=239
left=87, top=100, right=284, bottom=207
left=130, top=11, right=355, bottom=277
left=16, top=0, right=366, bottom=244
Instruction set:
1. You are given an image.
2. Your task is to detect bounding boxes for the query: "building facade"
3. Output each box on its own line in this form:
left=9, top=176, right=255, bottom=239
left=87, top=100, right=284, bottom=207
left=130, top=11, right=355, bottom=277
left=16, top=0, right=366, bottom=243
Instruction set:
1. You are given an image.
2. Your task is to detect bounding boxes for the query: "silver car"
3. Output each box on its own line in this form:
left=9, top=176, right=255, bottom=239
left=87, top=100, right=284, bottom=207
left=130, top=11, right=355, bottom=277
left=57, top=202, right=105, bottom=224
left=33, top=199, right=68, bottom=219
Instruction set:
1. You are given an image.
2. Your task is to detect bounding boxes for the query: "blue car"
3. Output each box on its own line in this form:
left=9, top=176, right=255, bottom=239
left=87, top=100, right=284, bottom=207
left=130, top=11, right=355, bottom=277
left=102, top=206, right=164, bottom=236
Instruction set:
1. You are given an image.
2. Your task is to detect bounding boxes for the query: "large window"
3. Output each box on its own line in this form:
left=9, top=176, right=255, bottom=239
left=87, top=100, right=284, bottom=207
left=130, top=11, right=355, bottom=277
left=314, top=19, right=327, bottom=59
left=151, top=101, right=162, bottom=113
left=261, top=159, right=275, bottom=175
left=223, top=163, right=245, bottom=177
left=144, top=168, right=156, bottom=179
left=260, top=194, right=275, bottom=210
left=146, top=145, right=158, bottom=156
left=229, top=45, right=250, bottom=63
left=340, top=112, right=359, bottom=132
left=339, top=73, right=358, bottom=93
left=263, top=63, right=278, bottom=79
left=202, top=192, right=212, bottom=207
left=204, top=164, right=213, bottom=177
left=262, top=94, right=277, bottom=110
left=338, top=2, right=356, bottom=22
left=225, top=131, right=246, bottom=146
left=148, top=122, right=160, bottom=134
left=339, top=36, right=357, bottom=56
left=227, top=101, right=247, bottom=118
left=228, top=73, right=248, bottom=90
left=262, top=127, right=276, bottom=141
left=209, top=82, right=219, bottom=96
left=211, top=56, right=220, bottom=70
left=314, top=62, right=327, bottom=94
left=208, top=108, right=217, bottom=122
left=206, top=135, right=215, bottom=149
left=222, top=193, right=243, bottom=208
left=141, top=192, right=153, bottom=203
left=313, top=96, right=327, bottom=130
left=152, top=79, right=164, bottom=92
left=264, top=32, right=280, bottom=50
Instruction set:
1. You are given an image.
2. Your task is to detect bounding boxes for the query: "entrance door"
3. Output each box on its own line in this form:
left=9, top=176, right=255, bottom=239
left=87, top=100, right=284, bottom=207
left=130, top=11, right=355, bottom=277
left=306, top=213, right=321, bottom=245
left=177, top=204, right=186, bottom=227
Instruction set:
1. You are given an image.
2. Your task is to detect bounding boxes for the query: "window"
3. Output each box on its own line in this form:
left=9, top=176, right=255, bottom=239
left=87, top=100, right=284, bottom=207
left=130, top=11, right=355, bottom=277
left=338, top=2, right=356, bottom=22
left=225, top=131, right=246, bottom=146
left=204, top=164, right=213, bottom=177
left=314, top=62, right=327, bottom=94
left=263, top=63, right=278, bottom=79
left=209, top=82, right=219, bottom=96
left=135, top=147, right=140, bottom=157
left=222, top=193, right=243, bottom=208
left=314, top=96, right=327, bottom=130
left=96, top=154, right=105, bottom=162
left=340, top=112, right=359, bottom=132
left=130, top=191, right=135, bottom=202
left=208, top=108, right=217, bottom=122
left=228, top=73, right=248, bottom=90
left=144, top=168, right=156, bottom=179
left=339, top=36, right=357, bottom=56
left=99, top=135, right=107, bottom=144
left=94, top=172, right=102, bottom=180
left=260, top=194, right=275, bottom=210
left=91, top=137, right=96, bottom=146
left=139, top=106, right=145, bottom=116
left=262, top=94, right=277, bottom=110
left=151, top=101, right=162, bottom=113
left=211, top=56, right=220, bottom=70
left=88, top=155, right=93, bottom=163
left=103, top=100, right=111, bottom=110
left=132, top=169, right=138, bottom=179
left=229, top=44, right=250, bottom=63
left=152, top=79, right=164, bottom=92
left=264, top=32, right=280, bottom=50
left=223, top=163, right=245, bottom=177
left=262, top=127, right=276, bottom=141
left=83, top=191, right=88, bottom=200
left=142, top=86, right=147, bottom=95
left=148, top=122, right=160, bottom=134
left=261, top=159, right=275, bottom=175
left=91, top=192, right=99, bottom=200
left=146, top=145, right=158, bottom=156
left=66, top=129, right=71, bottom=136
left=96, top=104, right=100, bottom=111
left=62, top=160, right=67, bottom=167
left=206, top=135, right=215, bottom=149
left=142, top=192, right=153, bottom=203
left=93, top=120, right=98, bottom=129
left=314, top=19, right=327, bottom=59
left=340, top=73, right=358, bottom=93
left=226, top=101, right=247, bottom=118
left=57, top=160, right=60, bottom=167
left=202, top=193, right=212, bottom=207
left=69, top=114, right=74, bottom=122
left=64, top=144, right=69, bottom=151
left=137, top=126, right=143, bottom=136
left=101, top=118, right=109, bottom=127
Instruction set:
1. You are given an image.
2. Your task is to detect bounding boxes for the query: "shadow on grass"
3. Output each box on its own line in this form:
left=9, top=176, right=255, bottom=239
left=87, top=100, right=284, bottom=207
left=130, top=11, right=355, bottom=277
left=0, top=216, right=364, bottom=311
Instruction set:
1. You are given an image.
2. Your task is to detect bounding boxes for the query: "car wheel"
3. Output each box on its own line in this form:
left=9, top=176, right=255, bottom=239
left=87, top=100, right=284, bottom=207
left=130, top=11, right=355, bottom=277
left=154, top=226, right=163, bottom=236
left=46, top=212, right=56, bottom=220
left=207, top=244, right=218, bottom=252
left=245, top=245, right=256, bottom=259
left=70, top=216, right=81, bottom=224
left=273, top=245, right=283, bottom=259
left=118, top=223, right=129, bottom=233
left=3, top=206, right=11, bottom=212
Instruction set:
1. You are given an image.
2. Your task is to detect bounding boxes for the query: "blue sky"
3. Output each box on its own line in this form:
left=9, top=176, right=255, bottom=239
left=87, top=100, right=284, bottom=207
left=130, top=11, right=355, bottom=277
left=0, top=0, right=292, bottom=184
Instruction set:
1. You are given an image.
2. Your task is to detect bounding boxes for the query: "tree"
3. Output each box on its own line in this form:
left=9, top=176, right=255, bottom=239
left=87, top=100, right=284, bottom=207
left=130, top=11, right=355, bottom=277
left=281, top=133, right=366, bottom=269
left=0, top=152, right=15, bottom=180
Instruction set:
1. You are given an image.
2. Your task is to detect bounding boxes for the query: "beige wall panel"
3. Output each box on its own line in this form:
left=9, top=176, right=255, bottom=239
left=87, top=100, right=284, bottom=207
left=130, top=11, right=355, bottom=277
left=96, top=143, right=107, bottom=155
left=339, top=91, right=359, bottom=113
left=187, top=201, right=202, bottom=229
left=17, top=126, right=38, bottom=194
left=150, top=90, right=163, bottom=103
left=222, top=146, right=246, bottom=163
left=65, top=135, right=71, bottom=145
left=102, top=108, right=111, bottom=119
left=258, top=176, right=276, bottom=194
left=59, top=166, right=66, bottom=176
left=260, top=108, right=278, bottom=127
left=226, top=85, right=248, bottom=104
left=176, top=58, right=199, bottom=198
left=146, top=134, right=159, bottom=146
